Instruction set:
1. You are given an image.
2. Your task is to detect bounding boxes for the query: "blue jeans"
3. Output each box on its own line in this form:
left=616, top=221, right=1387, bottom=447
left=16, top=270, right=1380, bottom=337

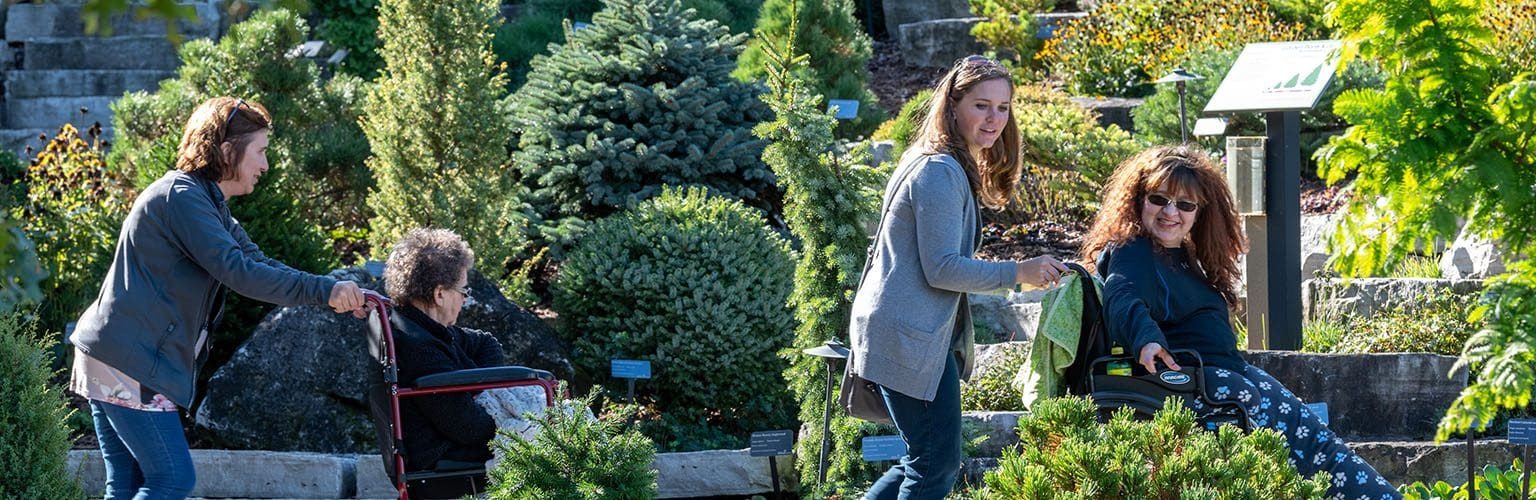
left=866, top=353, right=962, bottom=500
left=91, top=401, right=196, bottom=499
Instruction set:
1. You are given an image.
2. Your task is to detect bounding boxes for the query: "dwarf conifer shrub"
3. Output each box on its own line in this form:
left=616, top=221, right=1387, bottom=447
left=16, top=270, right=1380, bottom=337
left=736, top=0, right=884, bottom=138
left=978, top=396, right=1331, bottom=498
left=0, top=314, right=83, bottom=498
left=0, top=214, right=44, bottom=316
left=553, top=186, right=795, bottom=450
left=486, top=389, right=657, bottom=499
left=506, top=0, right=774, bottom=244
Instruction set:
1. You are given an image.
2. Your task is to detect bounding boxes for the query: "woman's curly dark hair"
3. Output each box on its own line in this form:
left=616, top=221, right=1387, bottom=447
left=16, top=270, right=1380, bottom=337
left=384, top=228, right=475, bottom=307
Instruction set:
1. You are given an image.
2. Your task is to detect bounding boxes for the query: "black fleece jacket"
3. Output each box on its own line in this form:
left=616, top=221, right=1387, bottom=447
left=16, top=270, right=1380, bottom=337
left=391, top=305, right=505, bottom=470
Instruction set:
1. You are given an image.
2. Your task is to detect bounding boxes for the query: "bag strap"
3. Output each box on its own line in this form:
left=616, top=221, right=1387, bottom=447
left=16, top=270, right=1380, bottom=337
left=857, top=153, right=929, bottom=287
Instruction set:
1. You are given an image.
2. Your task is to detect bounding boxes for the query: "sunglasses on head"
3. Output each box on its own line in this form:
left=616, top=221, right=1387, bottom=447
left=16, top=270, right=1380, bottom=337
left=1146, top=193, right=1199, bottom=212
left=957, top=54, right=1000, bottom=68
left=223, top=98, right=247, bottom=142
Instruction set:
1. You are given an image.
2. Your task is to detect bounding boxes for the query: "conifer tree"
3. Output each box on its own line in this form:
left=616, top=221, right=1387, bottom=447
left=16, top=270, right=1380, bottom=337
left=505, top=0, right=775, bottom=243
left=736, top=0, right=884, bottom=138
left=0, top=315, right=82, bottom=498
left=365, top=0, right=528, bottom=287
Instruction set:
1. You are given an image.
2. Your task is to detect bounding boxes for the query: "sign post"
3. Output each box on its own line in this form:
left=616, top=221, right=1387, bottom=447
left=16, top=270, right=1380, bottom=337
left=1204, top=40, right=1342, bottom=350
left=751, top=430, right=795, bottom=498
left=610, top=359, right=651, bottom=403
left=1509, top=419, right=1534, bottom=499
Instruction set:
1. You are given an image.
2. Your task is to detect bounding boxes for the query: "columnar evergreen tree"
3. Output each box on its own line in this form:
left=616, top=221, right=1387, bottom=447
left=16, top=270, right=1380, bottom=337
left=505, top=0, right=774, bottom=245
left=365, top=0, right=528, bottom=289
left=736, top=0, right=884, bottom=138
left=0, top=314, right=82, bottom=498
left=753, top=6, right=889, bottom=493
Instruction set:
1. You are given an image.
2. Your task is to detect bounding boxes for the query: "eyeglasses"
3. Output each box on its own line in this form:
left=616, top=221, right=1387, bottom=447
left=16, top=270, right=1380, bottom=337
left=449, top=284, right=471, bottom=299
left=1146, top=193, right=1199, bottom=213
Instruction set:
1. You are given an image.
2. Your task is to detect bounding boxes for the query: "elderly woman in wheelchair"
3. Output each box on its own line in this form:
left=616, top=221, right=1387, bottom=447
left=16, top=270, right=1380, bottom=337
left=1075, top=145, right=1400, bottom=499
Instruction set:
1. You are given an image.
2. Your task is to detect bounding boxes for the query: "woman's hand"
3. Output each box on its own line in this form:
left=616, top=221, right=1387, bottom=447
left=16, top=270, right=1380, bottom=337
left=1137, top=343, right=1182, bottom=373
left=1015, top=255, right=1069, bottom=288
left=329, top=280, right=365, bottom=315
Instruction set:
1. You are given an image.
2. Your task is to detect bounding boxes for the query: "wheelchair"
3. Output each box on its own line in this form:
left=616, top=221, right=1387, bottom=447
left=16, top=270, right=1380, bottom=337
left=362, top=291, right=559, bottom=499
left=1057, top=262, right=1251, bottom=432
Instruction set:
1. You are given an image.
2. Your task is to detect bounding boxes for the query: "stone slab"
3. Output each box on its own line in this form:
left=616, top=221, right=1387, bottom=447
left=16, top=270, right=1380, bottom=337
left=5, top=69, right=173, bottom=98
left=884, top=0, right=972, bottom=42
left=654, top=449, right=797, bottom=498
left=4, top=1, right=219, bottom=41
left=19, top=36, right=181, bottom=70
left=1303, top=277, right=1485, bottom=322
left=1244, top=351, right=1467, bottom=441
left=4, top=95, right=118, bottom=129
left=964, top=411, right=1025, bottom=458
left=70, top=449, right=353, bottom=498
left=1069, top=96, right=1142, bottom=134
left=353, top=455, right=399, bottom=499
left=898, top=17, right=988, bottom=68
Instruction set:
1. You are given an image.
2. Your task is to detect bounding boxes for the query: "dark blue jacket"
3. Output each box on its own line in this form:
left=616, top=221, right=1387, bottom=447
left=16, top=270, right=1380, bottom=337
left=70, top=170, right=335, bottom=407
left=391, top=305, right=504, bottom=470
left=1098, top=237, right=1245, bottom=372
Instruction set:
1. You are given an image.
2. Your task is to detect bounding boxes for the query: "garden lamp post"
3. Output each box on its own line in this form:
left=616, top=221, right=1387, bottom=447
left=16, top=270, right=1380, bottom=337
left=1155, top=68, right=1205, bottom=143
left=802, top=339, right=850, bottom=487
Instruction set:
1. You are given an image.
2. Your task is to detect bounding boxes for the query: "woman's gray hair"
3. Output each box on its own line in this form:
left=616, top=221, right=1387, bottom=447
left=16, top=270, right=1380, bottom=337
left=383, top=228, right=475, bottom=307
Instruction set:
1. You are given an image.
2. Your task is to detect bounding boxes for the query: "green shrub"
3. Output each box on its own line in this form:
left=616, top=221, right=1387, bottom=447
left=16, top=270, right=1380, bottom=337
left=553, top=186, right=796, bottom=451
left=506, top=0, right=774, bottom=248
left=18, top=124, right=132, bottom=332
left=968, top=0, right=1050, bottom=78
left=735, top=0, right=884, bottom=138
left=978, top=396, right=1331, bottom=498
left=962, top=345, right=1027, bottom=412
left=1332, top=289, right=1477, bottom=355
left=0, top=313, right=83, bottom=498
left=754, top=27, right=892, bottom=494
left=486, top=388, right=657, bottom=499
left=365, top=0, right=530, bottom=293
left=1009, top=84, right=1140, bottom=224
left=0, top=215, right=45, bottom=317
left=1486, top=1, right=1536, bottom=83
left=0, top=150, right=24, bottom=209
left=1131, top=47, right=1385, bottom=172
left=313, top=0, right=384, bottom=79
left=1400, top=459, right=1532, bottom=499
left=1039, top=0, right=1304, bottom=97
left=871, top=89, right=932, bottom=156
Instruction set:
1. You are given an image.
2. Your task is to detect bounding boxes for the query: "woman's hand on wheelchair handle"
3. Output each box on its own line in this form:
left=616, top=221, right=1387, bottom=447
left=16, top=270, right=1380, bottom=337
left=1138, top=343, right=1182, bottom=373
left=1016, top=255, right=1069, bottom=288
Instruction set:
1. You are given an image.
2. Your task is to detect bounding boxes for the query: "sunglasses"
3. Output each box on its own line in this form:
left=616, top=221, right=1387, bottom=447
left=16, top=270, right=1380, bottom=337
left=1146, top=193, right=1199, bottom=213
left=956, top=54, right=1001, bottom=68
left=223, top=98, right=247, bottom=142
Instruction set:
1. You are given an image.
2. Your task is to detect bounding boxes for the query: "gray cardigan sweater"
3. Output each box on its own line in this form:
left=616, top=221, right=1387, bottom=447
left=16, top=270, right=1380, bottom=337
left=70, top=170, right=336, bottom=407
left=847, top=151, right=1016, bottom=401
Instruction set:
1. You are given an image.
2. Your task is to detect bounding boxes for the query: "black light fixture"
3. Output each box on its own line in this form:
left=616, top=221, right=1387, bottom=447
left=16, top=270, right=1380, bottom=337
left=1155, top=68, right=1206, bottom=143
left=802, top=339, right=851, bottom=487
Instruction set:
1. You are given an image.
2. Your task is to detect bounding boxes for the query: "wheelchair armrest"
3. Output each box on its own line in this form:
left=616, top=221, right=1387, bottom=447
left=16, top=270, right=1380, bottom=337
left=414, top=366, right=555, bottom=389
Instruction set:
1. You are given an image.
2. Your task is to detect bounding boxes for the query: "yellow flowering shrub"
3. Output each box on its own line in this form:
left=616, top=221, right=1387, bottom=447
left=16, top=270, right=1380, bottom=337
left=1038, top=0, right=1304, bottom=97
left=1485, top=0, right=1536, bottom=81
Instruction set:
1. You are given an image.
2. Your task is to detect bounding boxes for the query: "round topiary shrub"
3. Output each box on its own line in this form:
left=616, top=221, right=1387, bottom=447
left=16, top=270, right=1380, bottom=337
left=978, top=396, right=1331, bottom=498
left=553, top=186, right=795, bottom=450
left=506, top=0, right=775, bottom=244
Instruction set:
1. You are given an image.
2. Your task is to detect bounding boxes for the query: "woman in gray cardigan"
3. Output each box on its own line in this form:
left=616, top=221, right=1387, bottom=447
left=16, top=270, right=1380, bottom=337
left=846, top=56, right=1067, bottom=499
left=69, top=97, right=365, bottom=499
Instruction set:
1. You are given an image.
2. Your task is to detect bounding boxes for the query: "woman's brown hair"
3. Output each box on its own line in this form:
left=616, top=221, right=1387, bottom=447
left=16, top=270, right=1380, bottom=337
left=175, top=96, right=272, bottom=181
left=910, top=56, right=1022, bottom=210
left=1080, top=145, right=1248, bottom=306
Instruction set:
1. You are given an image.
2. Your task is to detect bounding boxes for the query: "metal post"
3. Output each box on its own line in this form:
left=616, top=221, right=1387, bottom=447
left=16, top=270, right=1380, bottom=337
left=1178, top=81, right=1189, bottom=143
left=769, top=456, right=781, bottom=499
left=627, top=378, right=635, bottom=404
left=1263, top=111, right=1302, bottom=350
left=1468, top=430, right=1477, bottom=500
left=1521, top=444, right=1529, bottom=500
left=819, top=360, right=834, bottom=486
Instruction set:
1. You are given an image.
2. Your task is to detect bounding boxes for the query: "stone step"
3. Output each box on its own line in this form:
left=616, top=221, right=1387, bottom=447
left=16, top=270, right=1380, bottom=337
left=3, top=1, right=220, bottom=41
left=4, top=95, right=119, bottom=130
left=5, top=69, right=173, bottom=98
left=961, top=439, right=1527, bottom=489
left=1244, top=351, right=1467, bottom=441
left=17, top=35, right=182, bottom=70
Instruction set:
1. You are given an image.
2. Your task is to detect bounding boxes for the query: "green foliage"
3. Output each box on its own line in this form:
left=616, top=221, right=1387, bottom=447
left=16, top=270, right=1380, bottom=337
left=553, top=186, right=797, bottom=451
left=0, top=151, right=24, bottom=209
left=18, top=125, right=131, bottom=332
left=1485, top=1, right=1536, bottom=83
left=1131, top=47, right=1385, bottom=172
left=0, top=313, right=84, bottom=498
left=313, top=0, right=384, bottom=79
left=753, top=14, right=892, bottom=493
left=365, top=0, right=530, bottom=293
left=1400, top=459, right=1532, bottom=499
left=1332, top=289, right=1478, bottom=355
left=0, top=215, right=45, bottom=318
left=1009, top=85, right=1140, bottom=224
left=486, top=389, right=657, bottom=499
left=962, top=346, right=1027, bottom=412
left=968, top=0, right=1050, bottom=79
left=977, top=396, right=1331, bottom=498
left=1318, top=0, right=1536, bottom=441
left=492, top=0, right=603, bottom=91
left=1266, top=0, right=1335, bottom=38
left=736, top=0, right=885, bottom=138
left=871, top=89, right=931, bottom=156
left=506, top=0, right=774, bottom=247
left=1039, top=0, right=1304, bottom=97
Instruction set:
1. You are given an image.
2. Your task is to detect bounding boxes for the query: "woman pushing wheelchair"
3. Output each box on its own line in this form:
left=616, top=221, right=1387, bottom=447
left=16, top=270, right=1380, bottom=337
left=1082, top=145, right=1400, bottom=499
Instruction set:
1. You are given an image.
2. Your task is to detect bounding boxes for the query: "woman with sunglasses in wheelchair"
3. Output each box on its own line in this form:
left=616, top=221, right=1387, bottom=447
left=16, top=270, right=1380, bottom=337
left=844, top=55, right=1068, bottom=499
left=382, top=228, right=505, bottom=474
left=1081, top=145, right=1399, bottom=499
left=68, top=97, right=367, bottom=499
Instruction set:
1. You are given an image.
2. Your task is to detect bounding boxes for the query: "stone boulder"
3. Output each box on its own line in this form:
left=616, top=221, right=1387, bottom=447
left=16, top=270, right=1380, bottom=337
left=898, top=18, right=988, bottom=68
left=1439, top=227, right=1511, bottom=279
left=194, top=265, right=573, bottom=452
left=970, top=292, right=1045, bottom=343
left=973, top=341, right=1030, bottom=379
left=1302, top=277, right=1484, bottom=323
left=883, top=0, right=972, bottom=44
left=1242, top=351, right=1466, bottom=441
left=1299, top=213, right=1340, bottom=277
left=1351, top=439, right=1522, bottom=487
left=1068, top=96, right=1142, bottom=134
